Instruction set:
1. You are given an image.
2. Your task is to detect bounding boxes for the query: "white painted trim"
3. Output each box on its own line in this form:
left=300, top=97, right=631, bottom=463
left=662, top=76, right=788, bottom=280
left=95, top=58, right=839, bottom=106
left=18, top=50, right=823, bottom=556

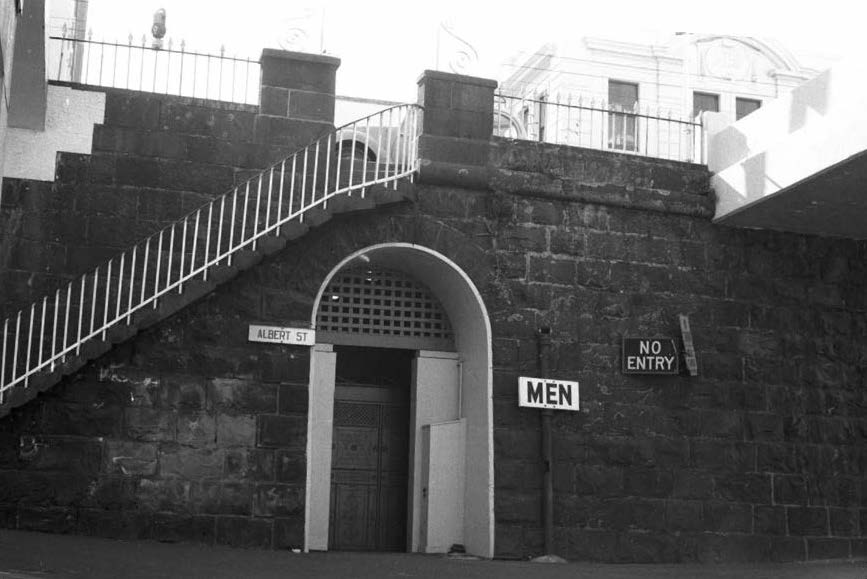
left=307, top=243, right=495, bottom=558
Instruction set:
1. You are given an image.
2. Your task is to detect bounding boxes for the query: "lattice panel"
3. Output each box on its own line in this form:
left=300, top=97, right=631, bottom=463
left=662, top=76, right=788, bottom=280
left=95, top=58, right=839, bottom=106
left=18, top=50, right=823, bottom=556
left=317, top=267, right=453, bottom=341
left=334, top=401, right=379, bottom=427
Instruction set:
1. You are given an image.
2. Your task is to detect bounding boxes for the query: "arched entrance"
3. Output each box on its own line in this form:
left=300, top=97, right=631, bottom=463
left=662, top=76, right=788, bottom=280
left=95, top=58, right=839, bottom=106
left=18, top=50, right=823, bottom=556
left=304, top=244, right=494, bottom=558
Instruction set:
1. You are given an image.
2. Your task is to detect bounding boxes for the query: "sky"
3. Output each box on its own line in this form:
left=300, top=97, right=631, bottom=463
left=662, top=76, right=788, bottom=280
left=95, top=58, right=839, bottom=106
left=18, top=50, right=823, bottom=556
left=75, top=0, right=859, bottom=104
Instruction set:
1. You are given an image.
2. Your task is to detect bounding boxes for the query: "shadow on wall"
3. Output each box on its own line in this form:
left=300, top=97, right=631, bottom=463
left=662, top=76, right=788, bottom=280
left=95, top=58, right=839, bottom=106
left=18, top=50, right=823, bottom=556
left=789, top=68, right=831, bottom=134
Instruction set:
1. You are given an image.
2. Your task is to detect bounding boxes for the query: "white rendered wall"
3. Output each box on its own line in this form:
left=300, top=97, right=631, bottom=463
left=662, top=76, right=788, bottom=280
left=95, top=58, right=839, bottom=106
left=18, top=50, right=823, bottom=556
left=3, top=84, right=105, bottom=181
left=709, top=57, right=867, bottom=219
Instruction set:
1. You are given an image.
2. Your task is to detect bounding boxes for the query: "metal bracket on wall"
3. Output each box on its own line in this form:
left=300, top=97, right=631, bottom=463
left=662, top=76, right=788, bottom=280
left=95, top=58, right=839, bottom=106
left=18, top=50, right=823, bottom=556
left=678, top=314, right=699, bottom=376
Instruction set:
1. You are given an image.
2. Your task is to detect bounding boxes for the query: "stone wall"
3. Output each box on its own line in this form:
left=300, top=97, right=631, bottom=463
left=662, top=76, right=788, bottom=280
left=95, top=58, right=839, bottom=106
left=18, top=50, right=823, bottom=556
left=0, top=71, right=335, bottom=319
left=2, top=137, right=865, bottom=561
left=1, top=63, right=867, bottom=563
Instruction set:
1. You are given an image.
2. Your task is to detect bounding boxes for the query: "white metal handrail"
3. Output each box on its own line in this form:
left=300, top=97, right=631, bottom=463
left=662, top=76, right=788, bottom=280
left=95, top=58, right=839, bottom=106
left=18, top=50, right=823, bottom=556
left=0, top=104, right=421, bottom=404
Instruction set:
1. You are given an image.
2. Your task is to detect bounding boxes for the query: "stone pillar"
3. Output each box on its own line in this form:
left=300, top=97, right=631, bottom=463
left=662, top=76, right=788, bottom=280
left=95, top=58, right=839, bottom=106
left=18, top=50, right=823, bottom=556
left=254, top=49, right=340, bottom=149
left=416, top=70, right=496, bottom=187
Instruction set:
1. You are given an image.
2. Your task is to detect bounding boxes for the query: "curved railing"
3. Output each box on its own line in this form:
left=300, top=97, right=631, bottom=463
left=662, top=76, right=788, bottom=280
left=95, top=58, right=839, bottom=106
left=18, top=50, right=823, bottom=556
left=0, top=104, right=421, bottom=403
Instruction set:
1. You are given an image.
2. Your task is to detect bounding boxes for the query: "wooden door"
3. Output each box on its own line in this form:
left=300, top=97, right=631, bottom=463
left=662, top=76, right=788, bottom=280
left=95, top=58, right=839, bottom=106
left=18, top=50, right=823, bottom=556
left=329, top=386, right=409, bottom=551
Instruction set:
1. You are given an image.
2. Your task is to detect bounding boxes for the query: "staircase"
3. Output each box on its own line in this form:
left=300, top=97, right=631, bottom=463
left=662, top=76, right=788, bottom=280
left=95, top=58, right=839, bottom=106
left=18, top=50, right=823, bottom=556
left=0, top=104, right=421, bottom=416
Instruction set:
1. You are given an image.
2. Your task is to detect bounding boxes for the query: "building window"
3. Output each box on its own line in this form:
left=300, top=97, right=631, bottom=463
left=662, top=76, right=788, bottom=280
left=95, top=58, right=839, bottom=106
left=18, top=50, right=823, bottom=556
left=693, top=92, right=719, bottom=118
left=608, top=80, right=638, bottom=152
left=736, top=97, right=761, bottom=120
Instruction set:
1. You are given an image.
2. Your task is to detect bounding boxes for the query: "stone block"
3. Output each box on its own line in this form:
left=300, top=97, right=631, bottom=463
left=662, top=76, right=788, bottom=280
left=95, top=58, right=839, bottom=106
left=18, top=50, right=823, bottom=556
left=104, top=440, right=158, bottom=476
left=18, top=506, right=76, bottom=534
left=136, top=478, right=192, bottom=513
left=160, top=447, right=225, bottom=480
left=495, top=491, right=541, bottom=525
left=622, top=467, right=673, bottom=498
left=224, top=449, right=274, bottom=481
left=82, top=476, right=140, bottom=511
left=40, top=401, right=124, bottom=438
left=768, top=537, right=807, bottom=562
left=260, top=86, right=289, bottom=117
left=714, top=474, right=771, bottom=504
left=260, top=49, right=339, bottom=93
left=193, top=481, right=253, bottom=516
left=665, top=500, right=703, bottom=532
left=691, top=441, right=755, bottom=473
left=755, top=505, right=787, bottom=535
left=162, top=375, right=209, bottom=410
left=209, top=378, right=278, bottom=415
left=18, top=435, right=102, bottom=475
left=788, top=506, right=829, bottom=536
left=671, top=469, right=714, bottom=499
left=774, top=474, right=808, bottom=506
left=274, top=449, right=305, bottom=484
left=103, top=93, right=161, bottom=129
left=287, top=90, right=334, bottom=123
left=215, top=515, right=272, bottom=548
left=177, top=413, right=217, bottom=446
left=261, top=350, right=310, bottom=384
left=216, top=414, right=257, bottom=447
left=829, top=508, right=859, bottom=537
left=151, top=513, right=215, bottom=545
left=417, top=135, right=490, bottom=167
left=257, top=415, right=306, bottom=449
left=273, top=517, right=304, bottom=549
left=602, top=498, right=666, bottom=532
left=807, top=538, right=850, bottom=560
left=278, top=384, right=309, bottom=415
left=703, top=501, right=752, bottom=533
left=77, top=508, right=150, bottom=540
left=695, top=534, right=771, bottom=563
left=253, top=484, right=304, bottom=517
left=124, top=407, right=177, bottom=442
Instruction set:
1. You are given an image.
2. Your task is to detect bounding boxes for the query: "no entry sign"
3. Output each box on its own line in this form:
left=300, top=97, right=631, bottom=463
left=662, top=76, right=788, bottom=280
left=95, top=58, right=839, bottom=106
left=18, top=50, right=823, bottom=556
left=622, top=337, right=679, bottom=375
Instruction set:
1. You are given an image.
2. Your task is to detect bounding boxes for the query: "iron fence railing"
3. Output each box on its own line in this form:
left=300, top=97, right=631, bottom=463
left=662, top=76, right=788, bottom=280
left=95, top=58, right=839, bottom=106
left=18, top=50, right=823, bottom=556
left=0, top=104, right=421, bottom=403
left=494, top=93, right=705, bottom=164
left=49, top=30, right=261, bottom=105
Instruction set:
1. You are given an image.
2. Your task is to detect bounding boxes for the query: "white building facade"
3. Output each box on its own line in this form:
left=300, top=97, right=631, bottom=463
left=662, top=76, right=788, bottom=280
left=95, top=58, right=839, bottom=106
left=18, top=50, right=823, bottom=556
left=496, top=34, right=825, bottom=163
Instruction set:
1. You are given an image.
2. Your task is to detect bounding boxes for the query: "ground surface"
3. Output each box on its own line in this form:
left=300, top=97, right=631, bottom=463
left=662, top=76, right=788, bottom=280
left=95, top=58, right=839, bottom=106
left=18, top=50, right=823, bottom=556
left=1, top=530, right=867, bottom=578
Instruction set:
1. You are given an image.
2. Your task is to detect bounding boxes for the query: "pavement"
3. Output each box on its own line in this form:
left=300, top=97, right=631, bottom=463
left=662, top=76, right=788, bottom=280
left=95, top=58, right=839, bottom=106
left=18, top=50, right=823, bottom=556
left=1, top=530, right=867, bottom=579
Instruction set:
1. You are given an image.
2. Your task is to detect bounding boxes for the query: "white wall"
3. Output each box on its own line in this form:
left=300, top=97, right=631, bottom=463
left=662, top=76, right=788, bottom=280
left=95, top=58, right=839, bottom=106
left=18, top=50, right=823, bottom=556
left=3, top=83, right=104, bottom=181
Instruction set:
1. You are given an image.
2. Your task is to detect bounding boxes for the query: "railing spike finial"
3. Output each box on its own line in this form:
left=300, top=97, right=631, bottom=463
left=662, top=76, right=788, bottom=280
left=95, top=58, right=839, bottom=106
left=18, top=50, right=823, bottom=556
left=180, top=39, right=186, bottom=52
left=128, top=34, right=133, bottom=45
left=87, top=28, right=93, bottom=41
left=220, top=45, right=225, bottom=57
left=168, top=37, right=173, bottom=50
left=61, top=22, right=67, bottom=38
left=141, top=34, right=146, bottom=47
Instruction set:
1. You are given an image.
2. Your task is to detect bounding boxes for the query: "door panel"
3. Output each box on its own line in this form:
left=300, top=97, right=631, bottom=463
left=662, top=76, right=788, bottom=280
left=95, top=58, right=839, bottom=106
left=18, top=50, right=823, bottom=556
left=330, top=393, right=409, bottom=551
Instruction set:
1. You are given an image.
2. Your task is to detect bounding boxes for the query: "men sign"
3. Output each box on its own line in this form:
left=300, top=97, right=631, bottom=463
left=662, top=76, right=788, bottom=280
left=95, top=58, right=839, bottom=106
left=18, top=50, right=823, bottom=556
left=518, top=376, right=580, bottom=411
left=622, top=337, right=679, bottom=374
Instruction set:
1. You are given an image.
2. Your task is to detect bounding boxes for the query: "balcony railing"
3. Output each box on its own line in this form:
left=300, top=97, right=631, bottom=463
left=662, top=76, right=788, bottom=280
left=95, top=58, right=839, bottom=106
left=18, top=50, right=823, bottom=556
left=494, top=93, right=705, bottom=164
left=48, top=31, right=261, bottom=105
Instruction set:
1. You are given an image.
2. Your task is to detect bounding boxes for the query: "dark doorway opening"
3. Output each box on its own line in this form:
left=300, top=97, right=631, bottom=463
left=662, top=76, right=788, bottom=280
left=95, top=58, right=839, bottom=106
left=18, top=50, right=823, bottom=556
left=329, top=346, right=414, bottom=551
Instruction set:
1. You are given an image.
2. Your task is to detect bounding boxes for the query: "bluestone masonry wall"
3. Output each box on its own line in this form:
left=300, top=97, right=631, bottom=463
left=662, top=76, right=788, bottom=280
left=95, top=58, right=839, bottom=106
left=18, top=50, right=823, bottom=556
left=0, top=64, right=866, bottom=563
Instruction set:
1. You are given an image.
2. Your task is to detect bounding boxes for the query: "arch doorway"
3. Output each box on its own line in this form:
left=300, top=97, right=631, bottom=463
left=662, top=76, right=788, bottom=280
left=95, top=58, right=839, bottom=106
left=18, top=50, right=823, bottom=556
left=304, top=244, right=494, bottom=558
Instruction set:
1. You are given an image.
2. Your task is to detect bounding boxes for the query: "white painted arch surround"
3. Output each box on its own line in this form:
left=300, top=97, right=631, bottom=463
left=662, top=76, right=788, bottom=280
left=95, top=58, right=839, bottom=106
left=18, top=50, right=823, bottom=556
left=304, top=243, right=494, bottom=558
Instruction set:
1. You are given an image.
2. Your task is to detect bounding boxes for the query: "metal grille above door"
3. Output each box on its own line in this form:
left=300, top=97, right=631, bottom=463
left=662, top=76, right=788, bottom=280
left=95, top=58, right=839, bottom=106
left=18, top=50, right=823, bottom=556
left=316, top=267, right=455, bottom=351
